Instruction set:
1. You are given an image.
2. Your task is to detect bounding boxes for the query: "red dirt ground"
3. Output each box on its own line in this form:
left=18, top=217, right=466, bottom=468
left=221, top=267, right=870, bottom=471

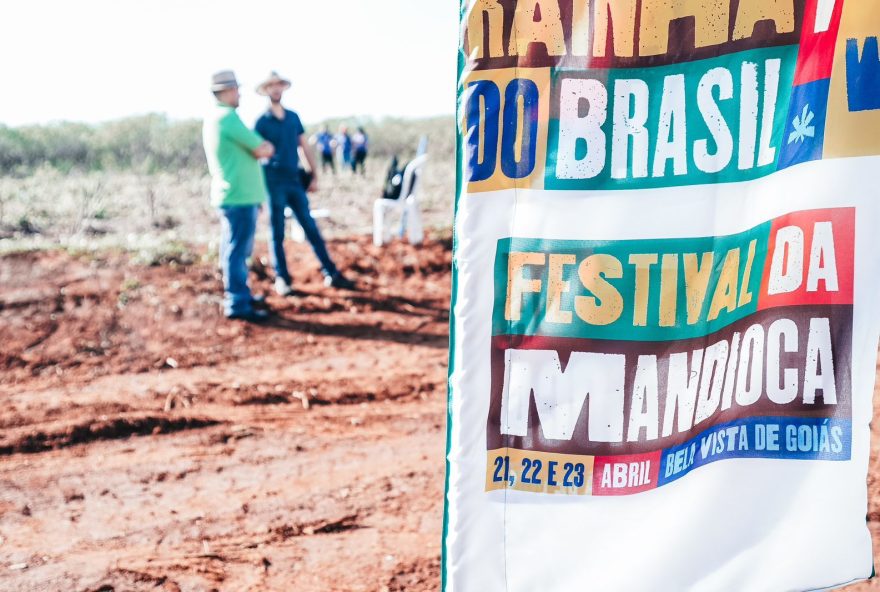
left=1, top=236, right=879, bottom=591
left=0, top=237, right=449, bottom=592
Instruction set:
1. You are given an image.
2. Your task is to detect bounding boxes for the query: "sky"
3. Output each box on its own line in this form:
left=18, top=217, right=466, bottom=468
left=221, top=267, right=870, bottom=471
left=1, top=0, right=459, bottom=127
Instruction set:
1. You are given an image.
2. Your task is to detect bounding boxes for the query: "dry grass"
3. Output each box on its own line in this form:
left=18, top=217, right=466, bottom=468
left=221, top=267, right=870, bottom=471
left=0, top=114, right=456, bottom=254
left=0, top=149, right=454, bottom=256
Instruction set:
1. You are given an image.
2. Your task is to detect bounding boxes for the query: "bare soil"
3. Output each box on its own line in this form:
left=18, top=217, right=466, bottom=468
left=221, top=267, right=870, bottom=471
left=0, top=237, right=449, bottom=592
left=1, top=236, right=879, bottom=591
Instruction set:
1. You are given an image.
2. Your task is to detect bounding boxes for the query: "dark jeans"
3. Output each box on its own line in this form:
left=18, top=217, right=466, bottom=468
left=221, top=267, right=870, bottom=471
left=353, top=149, right=367, bottom=174
left=219, top=204, right=258, bottom=316
left=320, top=152, right=335, bottom=173
left=265, top=174, right=338, bottom=283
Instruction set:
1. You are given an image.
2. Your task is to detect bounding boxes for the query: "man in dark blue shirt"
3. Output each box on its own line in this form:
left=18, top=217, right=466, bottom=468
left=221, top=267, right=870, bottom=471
left=255, top=71, right=354, bottom=295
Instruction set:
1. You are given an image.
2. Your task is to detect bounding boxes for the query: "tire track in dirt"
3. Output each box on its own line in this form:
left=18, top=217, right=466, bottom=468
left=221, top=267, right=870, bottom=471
left=0, top=401, right=445, bottom=591
left=0, top=414, right=221, bottom=456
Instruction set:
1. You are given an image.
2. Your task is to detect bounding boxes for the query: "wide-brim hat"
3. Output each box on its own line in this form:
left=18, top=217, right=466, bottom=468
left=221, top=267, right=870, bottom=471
left=211, top=70, right=240, bottom=92
left=256, top=71, right=292, bottom=95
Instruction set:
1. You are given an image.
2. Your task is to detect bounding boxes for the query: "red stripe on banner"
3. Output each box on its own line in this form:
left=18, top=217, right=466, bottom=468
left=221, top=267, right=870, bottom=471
left=794, top=0, right=845, bottom=85
left=758, top=208, right=854, bottom=310
left=592, top=451, right=661, bottom=496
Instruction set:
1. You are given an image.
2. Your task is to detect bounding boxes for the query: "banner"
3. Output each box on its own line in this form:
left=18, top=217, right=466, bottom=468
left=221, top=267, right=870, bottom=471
left=444, top=1, right=880, bottom=590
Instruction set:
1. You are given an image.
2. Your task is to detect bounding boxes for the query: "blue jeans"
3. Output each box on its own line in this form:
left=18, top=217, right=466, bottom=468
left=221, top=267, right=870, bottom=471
left=219, top=204, right=259, bottom=317
left=265, top=176, right=338, bottom=283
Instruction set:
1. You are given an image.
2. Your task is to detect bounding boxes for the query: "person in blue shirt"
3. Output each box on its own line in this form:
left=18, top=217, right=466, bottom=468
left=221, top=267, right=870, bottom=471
left=314, top=125, right=336, bottom=174
left=335, top=125, right=352, bottom=171
left=254, top=72, right=355, bottom=295
left=352, top=127, right=369, bottom=175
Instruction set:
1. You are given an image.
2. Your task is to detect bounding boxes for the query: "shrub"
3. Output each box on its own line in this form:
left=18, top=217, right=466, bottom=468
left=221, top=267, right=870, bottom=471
left=0, top=114, right=454, bottom=175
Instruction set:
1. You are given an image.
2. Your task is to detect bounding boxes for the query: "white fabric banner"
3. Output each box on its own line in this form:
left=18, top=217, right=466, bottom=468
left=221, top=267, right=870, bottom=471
left=444, top=1, right=880, bottom=590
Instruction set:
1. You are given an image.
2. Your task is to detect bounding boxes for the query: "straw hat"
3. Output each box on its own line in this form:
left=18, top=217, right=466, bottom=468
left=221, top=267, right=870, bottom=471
left=211, top=70, right=240, bottom=92
left=256, top=71, right=292, bottom=95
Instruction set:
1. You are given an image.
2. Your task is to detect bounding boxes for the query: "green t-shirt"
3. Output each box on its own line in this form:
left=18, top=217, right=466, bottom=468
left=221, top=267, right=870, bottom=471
left=202, top=103, right=269, bottom=207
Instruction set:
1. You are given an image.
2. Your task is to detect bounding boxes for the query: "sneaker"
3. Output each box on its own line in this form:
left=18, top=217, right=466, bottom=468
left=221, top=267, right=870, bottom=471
left=274, top=277, right=293, bottom=297
left=226, top=309, right=271, bottom=323
left=324, top=273, right=356, bottom=290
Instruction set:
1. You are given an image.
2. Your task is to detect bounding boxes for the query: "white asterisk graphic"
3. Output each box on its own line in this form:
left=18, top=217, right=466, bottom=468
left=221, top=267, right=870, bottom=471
left=788, top=104, right=816, bottom=144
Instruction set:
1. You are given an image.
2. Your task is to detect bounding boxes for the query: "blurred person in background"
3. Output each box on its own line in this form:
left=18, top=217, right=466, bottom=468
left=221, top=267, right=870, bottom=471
left=254, top=71, right=355, bottom=295
left=202, top=70, right=274, bottom=323
left=351, top=126, right=369, bottom=175
left=312, top=125, right=336, bottom=174
left=335, top=125, right=352, bottom=172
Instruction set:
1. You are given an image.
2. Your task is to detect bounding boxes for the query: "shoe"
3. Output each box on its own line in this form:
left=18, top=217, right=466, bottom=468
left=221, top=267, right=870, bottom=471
left=226, top=309, right=271, bottom=323
left=274, top=277, right=293, bottom=297
left=324, top=273, right=356, bottom=290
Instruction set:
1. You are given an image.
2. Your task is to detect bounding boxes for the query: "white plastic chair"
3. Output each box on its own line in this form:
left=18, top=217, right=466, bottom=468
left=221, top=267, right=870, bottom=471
left=373, top=154, right=428, bottom=246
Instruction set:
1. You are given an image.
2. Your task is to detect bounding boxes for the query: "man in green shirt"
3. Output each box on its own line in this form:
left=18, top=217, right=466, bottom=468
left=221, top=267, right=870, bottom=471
left=203, top=70, right=275, bottom=322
